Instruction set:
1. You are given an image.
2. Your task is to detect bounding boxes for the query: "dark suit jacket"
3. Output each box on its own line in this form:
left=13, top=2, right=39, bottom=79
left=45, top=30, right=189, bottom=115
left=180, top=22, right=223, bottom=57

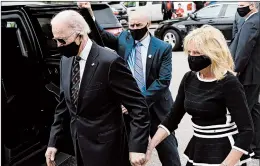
left=232, top=12, right=245, bottom=39
left=48, top=43, right=150, bottom=166
left=230, top=12, right=260, bottom=85
left=96, top=23, right=174, bottom=122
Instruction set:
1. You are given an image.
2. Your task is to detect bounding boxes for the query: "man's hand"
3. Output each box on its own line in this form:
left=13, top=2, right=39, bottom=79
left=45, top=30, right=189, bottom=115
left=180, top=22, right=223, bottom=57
left=129, top=152, right=146, bottom=166
left=77, top=2, right=94, bottom=18
left=45, top=147, right=58, bottom=166
left=121, top=105, right=128, bottom=114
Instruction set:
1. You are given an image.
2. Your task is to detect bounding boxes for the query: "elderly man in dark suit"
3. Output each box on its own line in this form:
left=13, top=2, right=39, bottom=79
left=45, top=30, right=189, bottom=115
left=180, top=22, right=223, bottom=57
left=44, top=9, right=150, bottom=166
left=230, top=1, right=260, bottom=162
left=78, top=2, right=181, bottom=166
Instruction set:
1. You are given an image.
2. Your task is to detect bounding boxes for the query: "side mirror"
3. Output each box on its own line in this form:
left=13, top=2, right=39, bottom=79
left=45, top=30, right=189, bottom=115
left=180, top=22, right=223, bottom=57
left=189, top=13, right=198, bottom=21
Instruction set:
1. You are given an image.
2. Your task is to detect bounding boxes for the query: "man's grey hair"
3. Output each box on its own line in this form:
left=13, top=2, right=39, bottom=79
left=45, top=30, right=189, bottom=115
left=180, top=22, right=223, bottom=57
left=249, top=1, right=259, bottom=9
left=51, top=10, right=91, bottom=35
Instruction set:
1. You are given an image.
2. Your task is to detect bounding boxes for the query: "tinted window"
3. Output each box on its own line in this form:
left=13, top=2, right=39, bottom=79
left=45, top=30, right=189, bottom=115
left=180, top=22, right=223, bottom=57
left=36, top=16, right=58, bottom=55
left=152, top=2, right=161, bottom=4
left=92, top=5, right=121, bottom=29
left=139, top=1, right=147, bottom=6
left=196, top=4, right=222, bottom=18
left=124, top=2, right=136, bottom=7
left=224, top=4, right=238, bottom=17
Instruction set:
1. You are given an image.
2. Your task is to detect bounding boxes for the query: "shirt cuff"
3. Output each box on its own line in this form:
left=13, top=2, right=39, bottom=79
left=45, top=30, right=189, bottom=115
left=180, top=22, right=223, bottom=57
left=232, top=146, right=248, bottom=155
left=92, top=15, right=95, bottom=21
left=158, top=124, right=170, bottom=136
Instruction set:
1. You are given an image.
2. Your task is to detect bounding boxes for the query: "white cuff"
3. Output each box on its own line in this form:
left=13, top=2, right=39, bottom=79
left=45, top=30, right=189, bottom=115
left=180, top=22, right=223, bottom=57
left=158, top=125, right=170, bottom=136
left=232, top=146, right=248, bottom=155
left=92, top=15, right=95, bottom=21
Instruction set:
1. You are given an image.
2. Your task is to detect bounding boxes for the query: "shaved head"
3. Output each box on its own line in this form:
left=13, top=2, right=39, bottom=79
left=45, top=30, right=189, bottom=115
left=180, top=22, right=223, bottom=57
left=128, top=10, right=151, bottom=30
left=129, top=10, right=151, bottom=23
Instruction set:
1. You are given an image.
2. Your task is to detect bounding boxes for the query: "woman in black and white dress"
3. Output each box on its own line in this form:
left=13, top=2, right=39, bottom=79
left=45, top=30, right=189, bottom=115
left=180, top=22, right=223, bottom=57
left=145, top=25, right=255, bottom=166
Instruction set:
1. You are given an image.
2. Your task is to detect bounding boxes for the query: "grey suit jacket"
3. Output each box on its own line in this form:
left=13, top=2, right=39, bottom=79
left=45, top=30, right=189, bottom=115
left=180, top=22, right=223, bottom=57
left=230, top=12, right=260, bottom=85
left=232, top=12, right=245, bottom=39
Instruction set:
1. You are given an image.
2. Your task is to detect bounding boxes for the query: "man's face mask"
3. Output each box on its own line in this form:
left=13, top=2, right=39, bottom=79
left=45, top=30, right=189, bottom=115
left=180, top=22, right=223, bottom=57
left=57, top=34, right=81, bottom=58
left=237, top=5, right=251, bottom=17
left=130, top=23, right=148, bottom=41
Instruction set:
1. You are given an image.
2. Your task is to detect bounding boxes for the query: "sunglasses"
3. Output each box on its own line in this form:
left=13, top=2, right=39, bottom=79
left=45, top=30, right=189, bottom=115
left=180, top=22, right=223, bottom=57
left=53, top=32, right=77, bottom=45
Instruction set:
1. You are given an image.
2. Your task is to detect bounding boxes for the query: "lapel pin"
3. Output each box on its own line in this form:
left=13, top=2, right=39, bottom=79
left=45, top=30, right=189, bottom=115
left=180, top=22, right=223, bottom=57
left=91, top=63, right=95, bottom=66
left=148, top=55, right=152, bottom=59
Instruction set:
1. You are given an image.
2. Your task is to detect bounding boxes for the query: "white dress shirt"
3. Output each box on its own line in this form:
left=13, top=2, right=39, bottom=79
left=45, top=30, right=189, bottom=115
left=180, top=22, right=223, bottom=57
left=78, top=39, right=93, bottom=86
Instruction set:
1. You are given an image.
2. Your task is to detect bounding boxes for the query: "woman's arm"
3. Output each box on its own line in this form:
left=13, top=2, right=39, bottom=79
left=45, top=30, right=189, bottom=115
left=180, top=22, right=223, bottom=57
left=145, top=71, right=191, bottom=162
left=222, top=76, right=254, bottom=166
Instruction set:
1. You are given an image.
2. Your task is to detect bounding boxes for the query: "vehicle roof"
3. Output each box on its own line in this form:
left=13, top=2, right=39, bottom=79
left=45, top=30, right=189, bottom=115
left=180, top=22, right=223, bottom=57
left=1, top=1, right=48, bottom=6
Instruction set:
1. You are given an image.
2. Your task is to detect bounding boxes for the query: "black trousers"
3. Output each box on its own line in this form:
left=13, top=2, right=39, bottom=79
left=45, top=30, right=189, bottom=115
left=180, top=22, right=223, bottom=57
left=163, top=11, right=172, bottom=20
left=124, top=110, right=181, bottom=166
left=244, top=84, right=260, bottom=159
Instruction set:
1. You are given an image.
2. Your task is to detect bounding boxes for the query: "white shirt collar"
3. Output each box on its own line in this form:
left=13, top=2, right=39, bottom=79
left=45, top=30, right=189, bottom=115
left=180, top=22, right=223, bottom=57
left=79, top=39, right=93, bottom=61
left=135, top=34, right=151, bottom=48
left=245, top=11, right=257, bottom=21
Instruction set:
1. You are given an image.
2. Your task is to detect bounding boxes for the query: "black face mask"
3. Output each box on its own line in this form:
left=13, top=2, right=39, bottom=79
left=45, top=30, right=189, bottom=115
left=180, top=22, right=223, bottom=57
left=237, top=5, right=251, bottom=17
left=58, top=35, right=81, bottom=58
left=130, top=25, right=148, bottom=41
left=188, top=55, right=212, bottom=72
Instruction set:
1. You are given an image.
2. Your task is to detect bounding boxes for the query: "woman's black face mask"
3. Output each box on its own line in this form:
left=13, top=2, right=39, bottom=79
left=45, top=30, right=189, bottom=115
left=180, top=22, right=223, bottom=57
left=188, top=55, right=212, bottom=72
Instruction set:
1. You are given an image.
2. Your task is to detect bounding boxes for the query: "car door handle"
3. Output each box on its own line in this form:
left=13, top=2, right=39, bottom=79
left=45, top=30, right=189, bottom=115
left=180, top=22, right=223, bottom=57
left=208, top=20, right=214, bottom=23
left=130, top=9, right=136, bottom=11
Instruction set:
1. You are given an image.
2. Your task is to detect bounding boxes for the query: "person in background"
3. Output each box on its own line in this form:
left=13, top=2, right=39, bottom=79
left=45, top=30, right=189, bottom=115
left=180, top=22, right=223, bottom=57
left=145, top=25, right=254, bottom=166
left=44, top=9, right=150, bottom=166
left=176, top=3, right=184, bottom=18
left=194, top=1, right=205, bottom=12
left=162, top=1, right=175, bottom=20
left=230, top=2, right=260, bottom=164
left=78, top=2, right=182, bottom=166
left=232, top=12, right=245, bottom=39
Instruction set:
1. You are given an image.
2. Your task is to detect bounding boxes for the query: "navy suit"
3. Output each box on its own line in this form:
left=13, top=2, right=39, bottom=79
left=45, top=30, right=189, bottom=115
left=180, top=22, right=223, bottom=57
left=95, top=23, right=181, bottom=166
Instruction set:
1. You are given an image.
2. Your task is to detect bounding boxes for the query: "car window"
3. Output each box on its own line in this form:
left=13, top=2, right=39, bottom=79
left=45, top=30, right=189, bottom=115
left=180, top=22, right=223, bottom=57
left=152, top=2, right=161, bottom=5
left=124, top=2, right=136, bottom=8
left=224, top=4, right=238, bottom=17
left=92, top=5, right=121, bottom=29
left=139, top=1, right=147, bottom=6
left=196, top=4, right=222, bottom=18
left=36, top=16, right=58, bottom=55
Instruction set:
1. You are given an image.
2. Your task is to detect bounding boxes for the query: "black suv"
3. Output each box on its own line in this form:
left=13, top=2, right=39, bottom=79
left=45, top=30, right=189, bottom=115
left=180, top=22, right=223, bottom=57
left=1, top=2, right=109, bottom=166
left=155, top=2, right=238, bottom=51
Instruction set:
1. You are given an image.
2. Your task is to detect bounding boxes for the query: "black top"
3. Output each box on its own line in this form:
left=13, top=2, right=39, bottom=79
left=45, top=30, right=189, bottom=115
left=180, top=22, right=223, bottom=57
left=162, top=71, right=254, bottom=151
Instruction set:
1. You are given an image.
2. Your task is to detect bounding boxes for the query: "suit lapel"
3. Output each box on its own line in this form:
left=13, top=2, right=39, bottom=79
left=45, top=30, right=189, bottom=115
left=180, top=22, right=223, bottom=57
left=63, top=57, right=74, bottom=103
left=146, top=37, right=157, bottom=81
left=78, top=43, right=99, bottom=106
left=124, top=33, right=134, bottom=61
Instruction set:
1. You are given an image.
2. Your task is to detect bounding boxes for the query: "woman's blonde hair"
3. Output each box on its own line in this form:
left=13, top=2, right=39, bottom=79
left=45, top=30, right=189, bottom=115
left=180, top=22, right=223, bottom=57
left=183, top=25, right=235, bottom=80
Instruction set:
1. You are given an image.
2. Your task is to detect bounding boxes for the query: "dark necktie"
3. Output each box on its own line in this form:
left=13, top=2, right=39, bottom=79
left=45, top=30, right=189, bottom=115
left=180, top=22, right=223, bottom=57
left=71, top=56, right=81, bottom=107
